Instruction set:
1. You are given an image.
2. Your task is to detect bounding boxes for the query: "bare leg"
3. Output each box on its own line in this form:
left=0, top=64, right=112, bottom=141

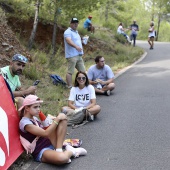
left=102, top=83, right=115, bottom=91
left=42, top=149, right=73, bottom=164
left=91, top=26, right=95, bottom=34
left=95, top=88, right=105, bottom=94
left=66, top=73, right=72, bottom=87
left=148, top=37, right=151, bottom=47
left=61, top=106, right=74, bottom=114
left=88, top=105, right=101, bottom=116
left=151, top=37, right=154, bottom=48
left=48, top=120, right=67, bottom=149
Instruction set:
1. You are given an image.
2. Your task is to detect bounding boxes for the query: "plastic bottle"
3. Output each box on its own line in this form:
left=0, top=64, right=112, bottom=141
left=39, top=111, right=50, bottom=129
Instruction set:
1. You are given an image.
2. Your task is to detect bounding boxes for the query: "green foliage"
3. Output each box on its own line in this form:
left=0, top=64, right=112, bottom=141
left=114, top=34, right=127, bottom=44
left=23, top=63, right=42, bottom=80
left=33, top=51, right=48, bottom=65
left=158, top=21, right=170, bottom=41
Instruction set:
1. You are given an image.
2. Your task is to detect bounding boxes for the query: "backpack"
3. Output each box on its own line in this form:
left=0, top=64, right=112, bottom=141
left=155, top=30, right=157, bottom=37
left=50, top=74, right=67, bottom=86
left=67, top=108, right=85, bottom=126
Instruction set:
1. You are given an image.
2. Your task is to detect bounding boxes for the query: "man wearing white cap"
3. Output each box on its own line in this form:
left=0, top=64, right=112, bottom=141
left=64, top=18, right=86, bottom=88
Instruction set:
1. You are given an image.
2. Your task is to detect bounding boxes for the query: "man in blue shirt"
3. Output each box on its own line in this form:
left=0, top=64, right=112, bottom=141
left=64, top=18, right=86, bottom=88
left=130, top=20, right=139, bottom=47
left=83, top=16, right=95, bottom=34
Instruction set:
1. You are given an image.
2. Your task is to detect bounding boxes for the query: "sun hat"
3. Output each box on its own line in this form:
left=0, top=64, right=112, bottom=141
left=12, top=54, right=28, bottom=64
left=70, top=18, right=79, bottom=23
left=18, top=95, right=43, bottom=111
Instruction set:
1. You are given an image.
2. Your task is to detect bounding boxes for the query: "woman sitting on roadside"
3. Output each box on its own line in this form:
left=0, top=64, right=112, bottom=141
left=62, top=71, right=101, bottom=121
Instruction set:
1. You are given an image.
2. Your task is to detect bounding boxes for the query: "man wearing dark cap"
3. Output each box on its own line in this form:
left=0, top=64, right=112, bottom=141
left=129, top=20, right=139, bottom=47
left=0, top=54, right=36, bottom=98
left=64, top=18, right=86, bottom=88
left=83, top=16, right=95, bottom=34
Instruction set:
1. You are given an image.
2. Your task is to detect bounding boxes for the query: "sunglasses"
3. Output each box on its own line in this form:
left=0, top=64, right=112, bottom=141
left=77, top=77, right=86, bottom=81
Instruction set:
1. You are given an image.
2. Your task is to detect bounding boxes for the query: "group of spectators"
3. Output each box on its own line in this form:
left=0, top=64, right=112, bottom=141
left=117, top=20, right=156, bottom=49
left=0, top=17, right=115, bottom=166
left=117, top=20, right=139, bottom=46
left=0, top=16, right=156, bottom=167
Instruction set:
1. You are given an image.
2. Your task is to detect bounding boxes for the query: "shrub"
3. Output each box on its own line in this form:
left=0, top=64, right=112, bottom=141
left=23, top=63, right=42, bottom=80
left=114, top=34, right=127, bottom=44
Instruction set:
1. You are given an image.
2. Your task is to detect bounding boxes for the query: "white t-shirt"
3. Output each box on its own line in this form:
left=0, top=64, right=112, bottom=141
left=19, top=117, right=43, bottom=133
left=69, top=85, right=96, bottom=108
left=117, top=25, right=124, bottom=34
left=148, top=26, right=155, bottom=37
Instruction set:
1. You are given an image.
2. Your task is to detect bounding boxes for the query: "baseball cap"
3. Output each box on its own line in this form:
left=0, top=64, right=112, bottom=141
left=18, top=95, right=43, bottom=111
left=12, top=54, right=28, bottom=64
left=70, top=18, right=79, bottom=23
left=88, top=16, right=92, bottom=18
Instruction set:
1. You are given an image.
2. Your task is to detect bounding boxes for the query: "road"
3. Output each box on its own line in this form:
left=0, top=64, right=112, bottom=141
left=23, top=41, right=170, bottom=170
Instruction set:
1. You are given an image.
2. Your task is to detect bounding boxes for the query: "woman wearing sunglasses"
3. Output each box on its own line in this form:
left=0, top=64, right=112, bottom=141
left=62, top=71, right=101, bottom=121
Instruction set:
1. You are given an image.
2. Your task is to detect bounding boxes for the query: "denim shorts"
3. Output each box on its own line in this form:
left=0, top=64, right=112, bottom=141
left=35, top=145, right=55, bottom=162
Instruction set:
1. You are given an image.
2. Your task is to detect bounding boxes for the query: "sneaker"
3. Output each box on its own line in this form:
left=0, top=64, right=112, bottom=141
left=66, top=85, right=72, bottom=89
left=65, top=145, right=87, bottom=158
left=104, top=90, right=110, bottom=96
left=87, top=112, right=94, bottom=121
left=96, top=83, right=102, bottom=89
left=67, top=159, right=71, bottom=163
left=74, top=147, right=87, bottom=158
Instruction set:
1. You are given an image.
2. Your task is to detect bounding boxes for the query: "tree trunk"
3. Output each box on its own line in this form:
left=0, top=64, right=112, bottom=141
left=28, top=0, right=40, bottom=51
left=151, top=0, right=155, bottom=21
left=105, top=0, right=109, bottom=22
left=51, top=3, right=58, bottom=57
left=156, top=15, right=161, bottom=41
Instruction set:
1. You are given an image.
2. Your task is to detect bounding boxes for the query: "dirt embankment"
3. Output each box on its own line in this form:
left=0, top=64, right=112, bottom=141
left=0, top=22, right=31, bottom=67
left=0, top=15, right=115, bottom=69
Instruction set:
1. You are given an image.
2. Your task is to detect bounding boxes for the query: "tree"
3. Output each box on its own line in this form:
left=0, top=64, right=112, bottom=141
left=28, top=0, right=41, bottom=50
left=51, top=0, right=62, bottom=57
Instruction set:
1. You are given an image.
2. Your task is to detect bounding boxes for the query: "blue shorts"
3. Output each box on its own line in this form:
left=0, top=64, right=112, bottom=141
left=35, top=145, right=55, bottom=162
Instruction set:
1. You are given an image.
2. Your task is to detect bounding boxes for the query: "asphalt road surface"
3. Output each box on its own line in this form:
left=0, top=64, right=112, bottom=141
left=23, top=41, right=170, bottom=170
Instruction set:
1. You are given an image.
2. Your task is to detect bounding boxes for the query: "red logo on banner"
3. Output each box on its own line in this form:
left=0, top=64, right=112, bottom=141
left=0, top=76, right=23, bottom=170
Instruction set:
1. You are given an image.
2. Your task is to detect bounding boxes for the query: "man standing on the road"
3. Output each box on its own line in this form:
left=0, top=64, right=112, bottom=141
left=130, top=20, right=139, bottom=47
left=64, top=17, right=86, bottom=88
left=0, top=54, right=36, bottom=108
left=87, top=56, right=115, bottom=96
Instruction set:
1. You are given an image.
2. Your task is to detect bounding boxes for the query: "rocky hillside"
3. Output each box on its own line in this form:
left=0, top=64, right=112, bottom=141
left=0, top=19, right=31, bottom=67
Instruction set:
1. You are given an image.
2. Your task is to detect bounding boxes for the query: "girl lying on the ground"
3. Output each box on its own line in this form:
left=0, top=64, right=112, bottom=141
left=19, top=94, right=87, bottom=164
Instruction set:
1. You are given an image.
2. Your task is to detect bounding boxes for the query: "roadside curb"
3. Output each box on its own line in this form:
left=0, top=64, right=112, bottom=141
left=115, top=51, right=147, bottom=79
